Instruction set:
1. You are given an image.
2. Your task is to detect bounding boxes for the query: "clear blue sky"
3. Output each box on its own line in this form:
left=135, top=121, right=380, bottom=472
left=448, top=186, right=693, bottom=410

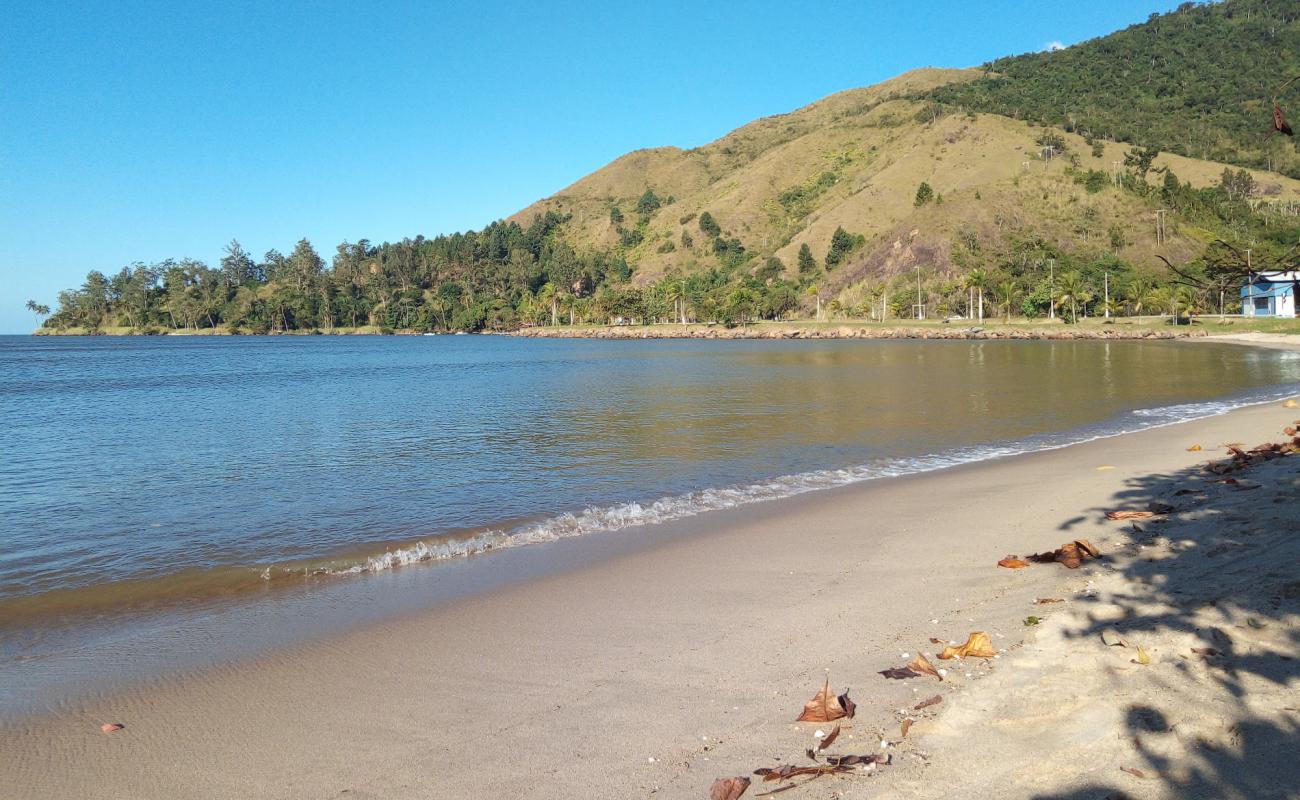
left=0, top=0, right=1183, bottom=333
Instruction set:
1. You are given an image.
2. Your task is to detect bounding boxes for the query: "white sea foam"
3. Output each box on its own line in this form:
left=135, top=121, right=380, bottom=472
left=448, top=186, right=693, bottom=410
left=315, top=385, right=1299, bottom=579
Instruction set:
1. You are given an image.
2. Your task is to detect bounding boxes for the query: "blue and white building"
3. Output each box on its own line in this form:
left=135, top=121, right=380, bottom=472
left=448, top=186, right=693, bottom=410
left=1241, top=271, right=1298, bottom=318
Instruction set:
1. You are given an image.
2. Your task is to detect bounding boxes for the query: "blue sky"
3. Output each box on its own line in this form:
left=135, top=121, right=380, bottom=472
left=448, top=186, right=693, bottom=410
left=0, top=0, right=1183, bottom=333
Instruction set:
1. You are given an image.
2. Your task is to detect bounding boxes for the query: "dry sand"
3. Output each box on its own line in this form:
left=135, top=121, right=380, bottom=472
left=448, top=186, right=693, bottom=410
left=3, top=384, right=1299, bottom=798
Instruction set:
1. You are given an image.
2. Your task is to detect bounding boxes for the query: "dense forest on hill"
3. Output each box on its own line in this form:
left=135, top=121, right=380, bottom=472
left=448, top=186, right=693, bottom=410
left=34, top=210, right=807, bottom=333
left=924, top=0, right=1300, bottom=177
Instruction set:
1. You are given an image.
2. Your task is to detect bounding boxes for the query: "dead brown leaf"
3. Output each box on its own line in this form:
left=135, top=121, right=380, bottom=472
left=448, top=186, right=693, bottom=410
left=1055, top=541, right=1084, bottom=569
left=837, top=690, right=856, bottom=719
left=1120, top=766, right=1150, bottom=779
left=1034, top=598, right=1064, bottom=605
left=938, top=631, right=996, bottom=660
left=796, top=678, right=853, bottom=723
left=1075, top=539, right=1101, bottom=558
left=817, top=724, right=841, bottom=751
left=710, top=776, right=751, bottom=800
left=908, top=652, right=943, bottom=681
left=914, top=694, right=943, bottom=710
left=998, top=556, right=1030, bottom=569
left=100, top=723, right=125, bottom=734
left=879, top=666, right=917, bottom=680
left=1106, top=510, right=1156, bottom=520
left=900, top=718, right=914, bottom=738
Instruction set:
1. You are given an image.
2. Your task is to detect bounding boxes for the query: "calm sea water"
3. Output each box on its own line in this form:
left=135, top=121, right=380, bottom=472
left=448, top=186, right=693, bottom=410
left=2, top=335, right=1299, bottom=710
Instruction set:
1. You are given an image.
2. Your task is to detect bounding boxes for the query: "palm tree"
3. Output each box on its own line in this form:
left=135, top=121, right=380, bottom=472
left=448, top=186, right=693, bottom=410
left=1147, top=287, right=1172, bottom=317
left=995, top=280, right=1019, bottom=323
left=538, top=282, right=558, bottom=327
left=1125, top=278, right=1152, bottom=317
left=25, top=300, right=50, bottom=329
left=662, top=279, right=687, bottom=324
left=806, top=284, right=822, bottom=320
left=1055, top=271, right=1087, bottom=323
left=1171, top=285, right=1196, bottom=321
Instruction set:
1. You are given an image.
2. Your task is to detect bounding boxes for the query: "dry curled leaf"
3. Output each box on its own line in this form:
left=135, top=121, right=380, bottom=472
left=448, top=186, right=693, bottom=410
left=100, top=723, right=125, bottom=734
left=1074, top=538, right=1100, bottom=558
left=914, top=695, right=943, bottom=710
left=901, top=718, right=914, bottom=738
left=1133, top=646, right=1152, bottom=665
left=710, top=776, right=751, bottom=800
left=816, top=724, right=841, bottom=751
left=1101, top=629, right=1127, bottom=647
left=998, top=556, right=1030, bottom=569
left=1121, top=766, right=1151, bottom=779
left=938, top=631, right=996, bottom=660
left=1106, top=510, right=1156, bottom=520
left=908, top=652, right=943, bottom=681
left=929, top=637, right=945, bottom=644
left=1034, top=597, right=1064, bottom=605
left=796, top=678, right=854, bottom=722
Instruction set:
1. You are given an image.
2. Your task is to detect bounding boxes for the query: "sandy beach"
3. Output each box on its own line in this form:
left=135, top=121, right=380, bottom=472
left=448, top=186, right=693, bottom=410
left=4, top=368, right=1299, bottom=798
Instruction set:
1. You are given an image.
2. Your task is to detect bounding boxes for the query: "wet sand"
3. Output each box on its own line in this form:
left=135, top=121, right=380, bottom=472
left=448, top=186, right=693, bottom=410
left=4, top=386, right=1298, bottom=798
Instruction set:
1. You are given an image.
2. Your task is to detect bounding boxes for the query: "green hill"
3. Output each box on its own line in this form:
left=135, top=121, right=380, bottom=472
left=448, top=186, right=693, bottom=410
left=924, top=0, right=1300, bottom=178
left=37, top=0, right=1300, bottom=334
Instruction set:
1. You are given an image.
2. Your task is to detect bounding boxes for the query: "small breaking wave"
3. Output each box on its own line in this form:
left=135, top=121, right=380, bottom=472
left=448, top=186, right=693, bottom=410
left=295, top=382, right=1299, bottom=581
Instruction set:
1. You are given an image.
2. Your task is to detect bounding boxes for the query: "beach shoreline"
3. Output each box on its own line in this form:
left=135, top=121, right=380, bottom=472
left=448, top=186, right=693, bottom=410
left=4, top=372, right=1298, bottom=797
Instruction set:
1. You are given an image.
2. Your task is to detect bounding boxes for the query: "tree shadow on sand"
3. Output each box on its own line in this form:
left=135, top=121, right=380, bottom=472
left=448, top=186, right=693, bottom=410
left=1037, top=444, right=1299, bottom=800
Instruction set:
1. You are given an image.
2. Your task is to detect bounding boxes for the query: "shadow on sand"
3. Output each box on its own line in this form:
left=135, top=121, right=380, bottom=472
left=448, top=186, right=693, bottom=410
left=1037, top=445, right=1299, bottom=799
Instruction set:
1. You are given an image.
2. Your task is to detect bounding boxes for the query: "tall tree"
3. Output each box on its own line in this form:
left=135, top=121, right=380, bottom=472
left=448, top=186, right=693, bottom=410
left=220, top=240, right=257, bottom=288
left=797, top=243, right=818, bottom=275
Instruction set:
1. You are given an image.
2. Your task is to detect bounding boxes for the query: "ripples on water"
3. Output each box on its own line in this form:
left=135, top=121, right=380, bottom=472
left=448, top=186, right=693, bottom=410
left=2, top=335, right=1299, bottom=657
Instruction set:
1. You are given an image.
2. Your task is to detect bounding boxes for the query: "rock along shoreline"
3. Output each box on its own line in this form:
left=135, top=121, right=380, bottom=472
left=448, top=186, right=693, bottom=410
left=509, top=324, right=1207, bottom=341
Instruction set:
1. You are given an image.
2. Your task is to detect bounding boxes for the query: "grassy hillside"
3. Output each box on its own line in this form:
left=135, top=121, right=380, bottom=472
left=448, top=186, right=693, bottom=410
left=510, top=62, right=1300, bottom=316
left=924, top=0, right=1300, bottom=177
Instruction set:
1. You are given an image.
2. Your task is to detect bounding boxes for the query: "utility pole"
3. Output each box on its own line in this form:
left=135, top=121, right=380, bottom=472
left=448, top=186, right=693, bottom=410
left=916, top=268, right=925, bottom=320
left=1104, top=271, right=1110, bottom=318
left=1155, top=209, right=1172, bottom=246
left=1048, top=258, right=1056, bottom=320
left=1245, top=249, right=1254, bottom=317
